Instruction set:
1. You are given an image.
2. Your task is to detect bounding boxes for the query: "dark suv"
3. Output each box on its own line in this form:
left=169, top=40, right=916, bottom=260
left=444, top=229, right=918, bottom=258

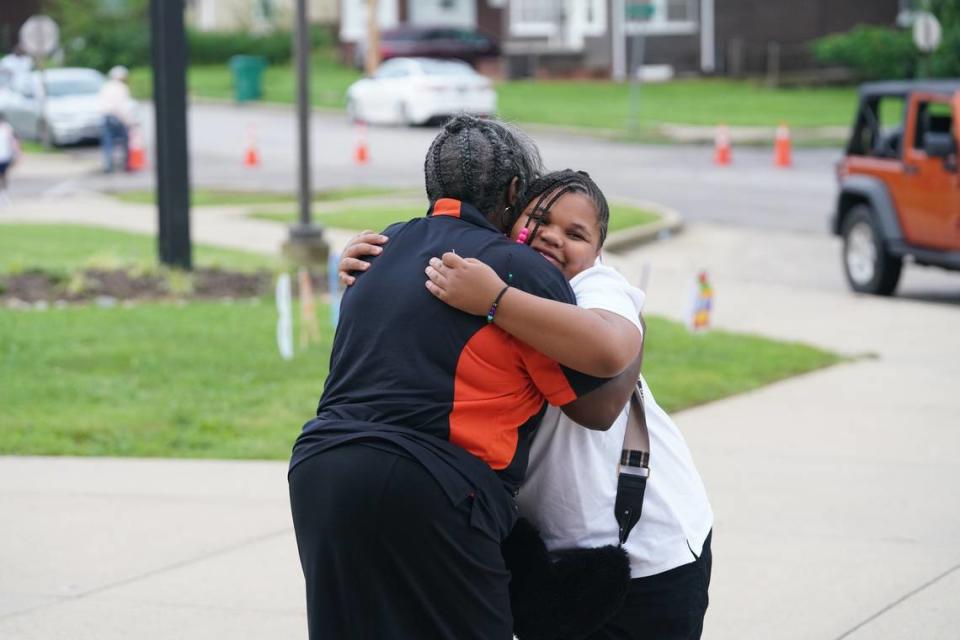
left=832, top=80, right=960, bottom=295
left=356, top=26, right=499, bottom=68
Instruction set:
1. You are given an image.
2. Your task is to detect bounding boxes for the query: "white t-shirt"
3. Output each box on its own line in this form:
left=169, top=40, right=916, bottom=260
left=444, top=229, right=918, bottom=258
left=0, top=122, right=16, bottom=163
left=516, top=263, right=713, bottom=579
left=98, top=80, right=134, bottom=123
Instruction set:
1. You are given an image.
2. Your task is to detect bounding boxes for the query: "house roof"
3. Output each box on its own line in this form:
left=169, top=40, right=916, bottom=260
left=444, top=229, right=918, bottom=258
left=860, top=79, right=960, bottom=97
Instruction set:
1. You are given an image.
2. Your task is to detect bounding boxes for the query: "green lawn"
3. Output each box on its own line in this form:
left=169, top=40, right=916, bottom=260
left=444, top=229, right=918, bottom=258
left=0, top=301, right=332, bottom=459
left=0, top=223, right=842, bottom=459
left=0, top=301, right=840, bottom=459
left=251, top=203, right=660, bottom=233
left=607, top=205, right=660, bottom=233
left=129, top=51, right=361, bottom=110
left=498, top=79, right=858, bottom=129
left=131, top=56, right=859, bottom=130
left=641, top=317, right=842, bottom=411
left=0, top=224, right=276, bottom=274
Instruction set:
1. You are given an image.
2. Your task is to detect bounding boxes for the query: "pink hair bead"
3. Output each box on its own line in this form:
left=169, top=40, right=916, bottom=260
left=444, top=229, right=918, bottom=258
left=516, top=228, right=529, bottom=244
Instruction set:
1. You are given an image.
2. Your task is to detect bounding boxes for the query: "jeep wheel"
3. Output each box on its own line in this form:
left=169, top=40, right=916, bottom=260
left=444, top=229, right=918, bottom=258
left=842, top=205, right=902, bottom=296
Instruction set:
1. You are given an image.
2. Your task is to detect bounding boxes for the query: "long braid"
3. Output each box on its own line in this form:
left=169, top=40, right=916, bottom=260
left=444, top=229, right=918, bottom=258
left=431, top=131, right=448, bottom=196
left=459, top=128, right=475, bottom=205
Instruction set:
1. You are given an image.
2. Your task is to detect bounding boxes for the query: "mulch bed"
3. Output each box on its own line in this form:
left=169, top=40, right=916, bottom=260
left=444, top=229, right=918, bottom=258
left=1, top=267, right=329, bottom=307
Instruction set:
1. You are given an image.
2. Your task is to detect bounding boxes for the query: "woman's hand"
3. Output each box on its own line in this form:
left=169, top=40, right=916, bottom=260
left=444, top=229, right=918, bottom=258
left=424, top=252, right=507, bottom=316
left=338, top=230, right=389, bottom=287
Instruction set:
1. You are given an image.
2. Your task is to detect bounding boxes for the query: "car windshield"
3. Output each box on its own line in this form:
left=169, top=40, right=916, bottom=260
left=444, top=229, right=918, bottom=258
left=44, top=75, right=103, bottom=97
left=417, top=60, right=474, bottom=76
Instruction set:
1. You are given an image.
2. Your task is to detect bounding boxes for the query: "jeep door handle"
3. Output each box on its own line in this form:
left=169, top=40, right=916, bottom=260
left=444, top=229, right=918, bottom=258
left=903, top=164, right=919, bottom=175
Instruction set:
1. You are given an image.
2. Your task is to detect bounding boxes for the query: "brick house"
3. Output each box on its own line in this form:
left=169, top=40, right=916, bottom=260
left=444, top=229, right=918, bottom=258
left=340, top=0, right=909, bottom=78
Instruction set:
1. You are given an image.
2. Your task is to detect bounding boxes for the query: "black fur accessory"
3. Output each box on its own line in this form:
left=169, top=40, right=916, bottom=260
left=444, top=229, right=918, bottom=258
left=502, top=518, right=631, bottom=640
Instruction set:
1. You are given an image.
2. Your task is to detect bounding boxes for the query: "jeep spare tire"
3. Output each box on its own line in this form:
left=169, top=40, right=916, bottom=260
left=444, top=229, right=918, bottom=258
left=842, top=205, right=902, bottom=296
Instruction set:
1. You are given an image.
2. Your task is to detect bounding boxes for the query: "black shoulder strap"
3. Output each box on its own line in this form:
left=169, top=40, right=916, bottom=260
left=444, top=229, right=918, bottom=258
left=615, top=380, right=650, bottom=545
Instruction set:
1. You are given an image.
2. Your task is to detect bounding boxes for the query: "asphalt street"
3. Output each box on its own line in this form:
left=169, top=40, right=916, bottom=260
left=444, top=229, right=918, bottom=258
left=14, top=101, right=840, bottom=235
left=10, top=100, right=958, bottom=300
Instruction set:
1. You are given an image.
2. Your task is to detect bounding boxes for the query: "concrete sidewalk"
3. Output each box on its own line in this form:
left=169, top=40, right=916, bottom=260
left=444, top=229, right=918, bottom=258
left=2, top=204, right=959, bottom=638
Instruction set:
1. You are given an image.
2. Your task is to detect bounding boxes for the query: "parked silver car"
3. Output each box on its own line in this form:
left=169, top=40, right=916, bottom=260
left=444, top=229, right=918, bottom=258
left=0, top=67, right=105, bottom=146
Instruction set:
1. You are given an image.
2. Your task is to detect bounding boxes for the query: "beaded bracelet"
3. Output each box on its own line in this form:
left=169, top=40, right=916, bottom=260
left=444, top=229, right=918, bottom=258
left=486, top=285, right=510, bottom=324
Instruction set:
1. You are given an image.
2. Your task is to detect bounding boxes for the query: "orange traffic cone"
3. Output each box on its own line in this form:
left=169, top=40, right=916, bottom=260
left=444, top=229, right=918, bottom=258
left=127, top=126, right=146, bottom=172
left=244, top=126, right=260, bottom=168
left=713, top=124, right=732, bottom=166
left=354, top=121, right=369, bottom=166
left=774, top=123, right=792, bottom=168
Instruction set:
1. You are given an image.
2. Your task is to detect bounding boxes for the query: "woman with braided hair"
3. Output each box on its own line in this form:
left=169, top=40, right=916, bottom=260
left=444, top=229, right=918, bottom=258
left=289, top=116, right=643, bottom=639
left=343, top=169, right=713, bottom=640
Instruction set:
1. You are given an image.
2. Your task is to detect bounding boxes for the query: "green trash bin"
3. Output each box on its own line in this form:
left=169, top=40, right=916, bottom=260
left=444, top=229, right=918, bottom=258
left=229, top=55, right=266, bottom=103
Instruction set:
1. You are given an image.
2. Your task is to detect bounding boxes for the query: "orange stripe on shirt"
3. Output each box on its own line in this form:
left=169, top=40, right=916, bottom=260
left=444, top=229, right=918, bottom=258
left=449, top=325, right=549, bottom=470
left=432, top=198, right=462, bottom=218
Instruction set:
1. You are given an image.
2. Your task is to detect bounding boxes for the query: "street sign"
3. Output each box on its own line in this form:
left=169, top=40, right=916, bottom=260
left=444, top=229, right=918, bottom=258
left=913, top=11, right=942, bottom=54
left=625, top=2, right=655, bottom=20
left=19, top=15, right=60, bottom=59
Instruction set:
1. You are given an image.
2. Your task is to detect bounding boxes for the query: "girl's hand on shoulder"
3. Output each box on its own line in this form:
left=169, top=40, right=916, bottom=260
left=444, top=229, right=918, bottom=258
left=425, top=252, right=506, bottom=316
left=338, top=230, right=389, bottom=287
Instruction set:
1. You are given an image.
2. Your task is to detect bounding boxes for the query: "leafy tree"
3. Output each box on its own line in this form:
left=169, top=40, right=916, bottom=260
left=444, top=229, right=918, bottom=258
left=814, top=0, right=960, bottom=80
left=44, top=0, right=151, bottom=71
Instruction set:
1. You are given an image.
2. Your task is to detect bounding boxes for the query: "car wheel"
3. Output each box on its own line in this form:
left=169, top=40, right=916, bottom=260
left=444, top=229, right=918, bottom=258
left=842, top=204, right=902, bottom=296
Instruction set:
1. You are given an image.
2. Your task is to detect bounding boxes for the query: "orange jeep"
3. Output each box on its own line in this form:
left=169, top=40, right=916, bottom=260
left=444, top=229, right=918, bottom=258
left=833, top=81, right=960, bottom=295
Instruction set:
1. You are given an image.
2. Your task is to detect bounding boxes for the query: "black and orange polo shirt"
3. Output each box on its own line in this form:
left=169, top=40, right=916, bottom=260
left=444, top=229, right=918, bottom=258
left=290, top=199, right=606, bottom=537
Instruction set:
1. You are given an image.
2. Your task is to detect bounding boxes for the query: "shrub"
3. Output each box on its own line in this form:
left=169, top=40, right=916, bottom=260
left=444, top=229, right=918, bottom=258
left=187, top=26, right=333, bottom=65
left=46, top=0, right=336, bottom=70
left=187, top=30, right=292, bottom=65
left=814, top=26, right=917, bottom=80
left=815, top=1, right=960, bottom=80
left=48, top=0, right=151, bottom=71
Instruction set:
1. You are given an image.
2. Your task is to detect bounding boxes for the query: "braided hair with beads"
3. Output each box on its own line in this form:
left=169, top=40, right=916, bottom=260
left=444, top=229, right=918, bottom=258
left=509, top=169, right=611, bottom=248
left=424, top=115, right=543, bottom=223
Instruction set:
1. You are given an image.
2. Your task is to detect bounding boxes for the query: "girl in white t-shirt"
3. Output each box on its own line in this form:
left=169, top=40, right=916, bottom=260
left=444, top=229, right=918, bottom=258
left=419, top=170, right=713, bottom=639
left=342, top=170, right=713, bottom=638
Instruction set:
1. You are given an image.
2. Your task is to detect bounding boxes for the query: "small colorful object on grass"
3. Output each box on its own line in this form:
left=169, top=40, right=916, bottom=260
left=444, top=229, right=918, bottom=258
left=688, top=270, right=714, bottom=332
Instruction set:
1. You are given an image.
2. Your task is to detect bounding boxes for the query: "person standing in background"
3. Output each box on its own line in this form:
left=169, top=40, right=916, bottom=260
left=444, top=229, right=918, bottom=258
left=0, top=44, right=34, bottom=85
left=97, top=65, right=134, bottom=173
left=0, top=113, right=20, bottom=206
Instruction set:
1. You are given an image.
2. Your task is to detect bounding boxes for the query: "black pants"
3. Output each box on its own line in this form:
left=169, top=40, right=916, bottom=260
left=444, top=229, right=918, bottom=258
left=587, top=532, right=713, bottom=640
left=289, top=443, right=513, bottom=640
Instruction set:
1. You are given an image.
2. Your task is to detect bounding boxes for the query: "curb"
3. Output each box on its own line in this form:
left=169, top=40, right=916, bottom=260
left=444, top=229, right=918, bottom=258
left=603, top=200, right=684, bottom=254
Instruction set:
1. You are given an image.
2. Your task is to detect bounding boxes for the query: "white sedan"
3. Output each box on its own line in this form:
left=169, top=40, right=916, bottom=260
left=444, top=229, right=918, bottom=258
left=1, top=67, right=105, bottom=146
left=346, top=57, right=496, bottom=126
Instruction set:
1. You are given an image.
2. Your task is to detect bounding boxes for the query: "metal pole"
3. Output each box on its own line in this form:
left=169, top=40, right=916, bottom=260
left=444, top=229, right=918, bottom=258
left=628, top=32, right=645, bottom=135
left=150, top=0, right=192, bottom=269
left=284, top=0, right=328, bottom=267
left=295, top=0, right=312, bottom=229
left=611, top=0, right=626, bottom=81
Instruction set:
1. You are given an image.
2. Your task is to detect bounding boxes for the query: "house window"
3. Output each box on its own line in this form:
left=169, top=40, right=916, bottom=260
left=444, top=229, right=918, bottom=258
left=510, top=0, right=561, bottom=37
left=583, top=0, right=607, bottom=37
left=626, top=0, right=698, bottom=36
